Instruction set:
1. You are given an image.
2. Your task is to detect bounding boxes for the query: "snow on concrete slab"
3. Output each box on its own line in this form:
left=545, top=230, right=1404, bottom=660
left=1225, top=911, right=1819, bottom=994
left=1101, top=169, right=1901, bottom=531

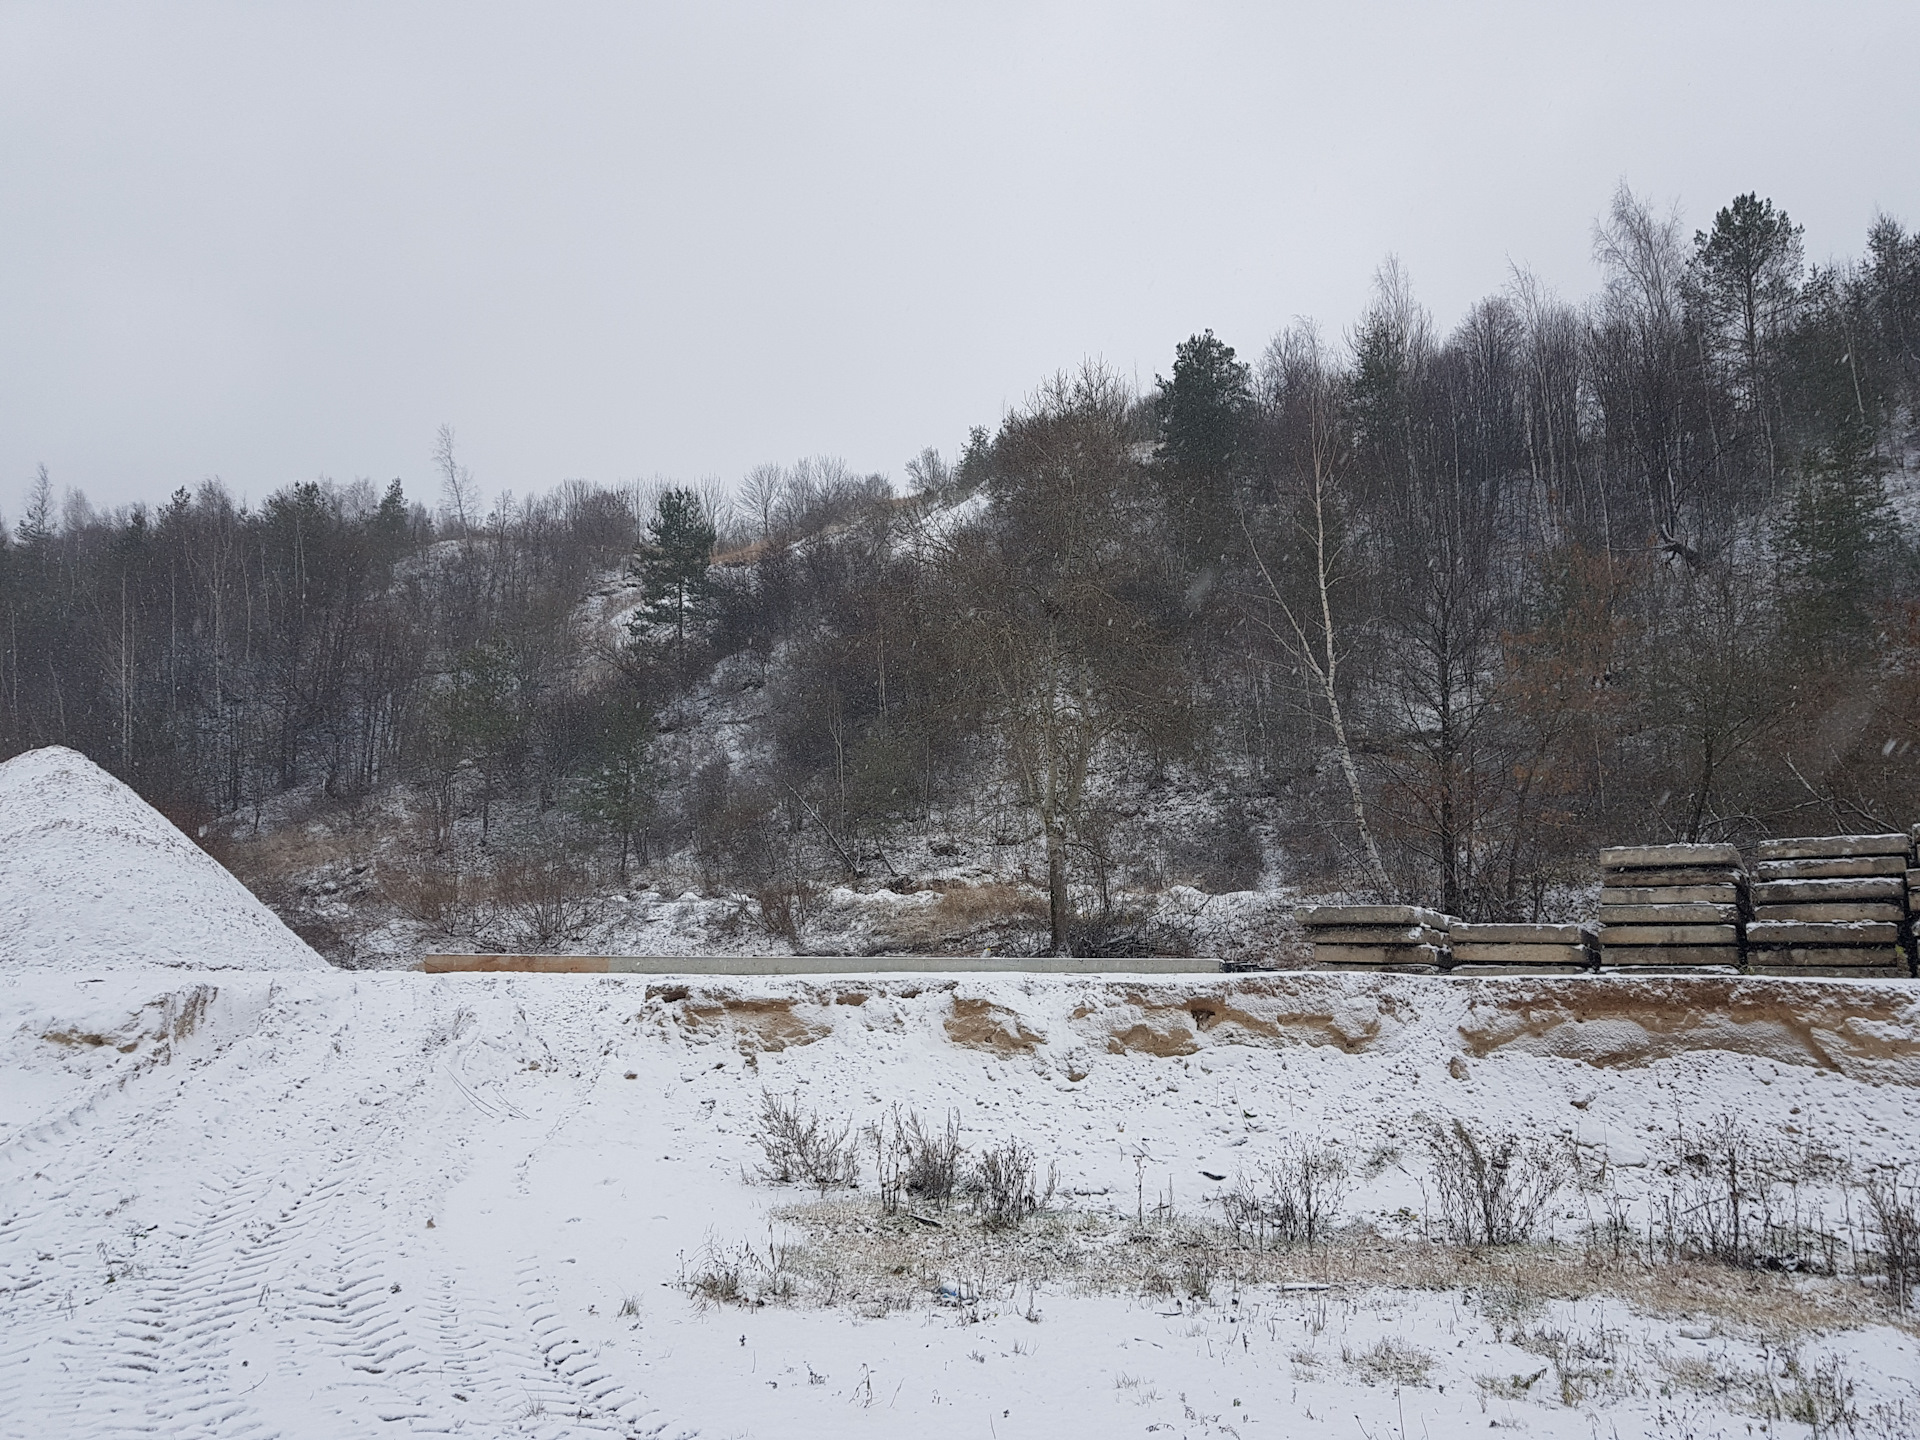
left=0, top=745, right=326, bottom=973
left=2, top=968, right=1917, bottom=1437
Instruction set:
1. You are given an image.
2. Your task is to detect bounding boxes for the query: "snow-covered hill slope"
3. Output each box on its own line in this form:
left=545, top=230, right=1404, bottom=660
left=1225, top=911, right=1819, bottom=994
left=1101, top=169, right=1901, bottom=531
left=0, top=746, right=326, bottom=973
left=2, top=968, right=1916, bottom=1438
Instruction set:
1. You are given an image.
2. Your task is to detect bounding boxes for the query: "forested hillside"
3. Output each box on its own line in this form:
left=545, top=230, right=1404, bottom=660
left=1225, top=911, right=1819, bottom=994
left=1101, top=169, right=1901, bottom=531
left=6, top=189, right=1919, bottom=962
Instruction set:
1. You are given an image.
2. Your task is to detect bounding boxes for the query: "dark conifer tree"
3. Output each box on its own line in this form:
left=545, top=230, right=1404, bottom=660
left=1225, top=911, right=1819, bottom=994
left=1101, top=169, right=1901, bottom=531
left=1691, top=193, right=1804, bottom=475
left=1776, top=415, right=1899, bottom=659
left=1155, top=329, right=1251, bottom=567
left=632, top=487, right=716, bottom=659
left=374, top=478, right=412, bottom=556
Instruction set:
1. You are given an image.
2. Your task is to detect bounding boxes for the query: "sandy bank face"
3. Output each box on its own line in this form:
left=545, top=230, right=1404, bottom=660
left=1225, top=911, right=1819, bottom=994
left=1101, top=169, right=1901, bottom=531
left=0, top=745, right=326, bottom=973
left=621, top=971, right=1920, bottom=1088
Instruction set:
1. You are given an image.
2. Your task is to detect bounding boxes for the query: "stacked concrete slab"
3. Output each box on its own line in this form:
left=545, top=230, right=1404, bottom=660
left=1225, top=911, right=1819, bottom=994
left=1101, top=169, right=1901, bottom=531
left=1744, top=833, right=1915, bottom=978
left=1302, top=906, right=1453, bottom=972
left=1910, top=825, right=1920, bottom=971
left=1596, top=844, right=1745, bottom=971
left=1446, top=922, right=1597, bottom=974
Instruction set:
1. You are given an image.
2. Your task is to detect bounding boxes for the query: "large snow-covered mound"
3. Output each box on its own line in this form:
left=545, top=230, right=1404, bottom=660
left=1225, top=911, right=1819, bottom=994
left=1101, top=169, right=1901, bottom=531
left=0, top=746, right=326, bottom=972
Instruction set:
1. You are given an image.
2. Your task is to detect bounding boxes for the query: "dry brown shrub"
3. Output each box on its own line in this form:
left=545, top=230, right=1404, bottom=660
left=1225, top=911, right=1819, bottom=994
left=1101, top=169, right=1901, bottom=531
left=881, top=882, right=1047, bottom=951
left=973, top=1139, right=1055, bottom=1229
left=757, top=876, right=823, bottom=945
left=492, top=850, right=605, bottom=951
left=870, top=1107, right=966, bottom=1214
left=202, top=819, right=377, bottom=963
left=378, top=859, right=476, bottom=936
left=208, top=820, right=371, bottom=893
left=1427, top=1119, right=1570, bottom=1246
left=1864, top=1167, right=1920, bottom=1312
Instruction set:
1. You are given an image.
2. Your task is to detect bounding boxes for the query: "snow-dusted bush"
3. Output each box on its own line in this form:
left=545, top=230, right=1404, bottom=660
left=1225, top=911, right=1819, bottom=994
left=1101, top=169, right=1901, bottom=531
left=1650, top=1116, right=1848, bottom=1272
left=1863, top=1167, right=1919, bottom=1312
left=871, top=1106, right=965, bottom=1215
left=971, top=1138, right=1055, bottom=1229
left=1426, top=1119, right=1570, bottom=1246
left=1215, top=1140, right=1350, bottom=1248
left=750, top=1091, right=860, bottom=1191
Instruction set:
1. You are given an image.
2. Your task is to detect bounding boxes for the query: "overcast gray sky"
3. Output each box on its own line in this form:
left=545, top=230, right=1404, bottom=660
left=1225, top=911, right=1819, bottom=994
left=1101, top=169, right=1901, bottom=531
left=3, top=1, right=1915, bottom=515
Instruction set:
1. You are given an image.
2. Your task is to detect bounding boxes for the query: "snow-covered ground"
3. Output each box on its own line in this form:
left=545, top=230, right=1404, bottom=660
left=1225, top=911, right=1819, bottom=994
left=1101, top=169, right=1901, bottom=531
left=4, top=966, right=1918, bottom=1439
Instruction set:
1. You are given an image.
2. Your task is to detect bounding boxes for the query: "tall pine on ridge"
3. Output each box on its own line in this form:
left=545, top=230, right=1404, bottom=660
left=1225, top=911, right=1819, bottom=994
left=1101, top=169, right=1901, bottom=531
left=631, top=487, right=716, bottom=660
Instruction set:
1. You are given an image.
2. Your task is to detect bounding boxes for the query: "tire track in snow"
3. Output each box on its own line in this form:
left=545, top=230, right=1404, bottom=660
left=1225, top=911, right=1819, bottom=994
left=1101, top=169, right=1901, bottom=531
left=0, top=1165, right=282, bottom=1440
left=413, top=1270, right=546, bottom=1423
left=3, top=981, right=683, bottom=1439
left=510, top=1257, right=665, bottom=1438
left=138, top=1167, right=355, bottom=1439
left=281, top=1210, right=455, bottom=1432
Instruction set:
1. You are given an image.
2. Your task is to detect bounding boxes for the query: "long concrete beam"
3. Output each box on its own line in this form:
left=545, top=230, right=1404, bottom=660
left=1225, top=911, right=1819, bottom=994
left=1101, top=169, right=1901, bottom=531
left=420, top=953, right=1224, bottom=975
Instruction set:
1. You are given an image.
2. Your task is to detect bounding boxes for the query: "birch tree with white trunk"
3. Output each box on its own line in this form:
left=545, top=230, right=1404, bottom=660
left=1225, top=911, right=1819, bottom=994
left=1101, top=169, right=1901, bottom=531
left=1250, top=325, right=1391, bottom=894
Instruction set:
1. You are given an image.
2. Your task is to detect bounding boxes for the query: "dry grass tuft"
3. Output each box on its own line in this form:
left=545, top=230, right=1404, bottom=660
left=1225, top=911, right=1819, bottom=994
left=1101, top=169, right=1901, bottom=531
left=881, top=882, right=1047, bottom=950
left=1343, top=1335, right=1434, bottom=1387
left=690, top=1196, right=1920, bottom=1343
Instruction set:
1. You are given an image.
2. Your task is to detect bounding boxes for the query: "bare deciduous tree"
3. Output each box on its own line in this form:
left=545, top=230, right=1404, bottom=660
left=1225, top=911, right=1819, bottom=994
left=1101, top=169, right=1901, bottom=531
left=955, top=362, right=1188, bottom=952
left=1248, top=324, right=1390, bottom=893
left=433, top=423, right=476, bottom=535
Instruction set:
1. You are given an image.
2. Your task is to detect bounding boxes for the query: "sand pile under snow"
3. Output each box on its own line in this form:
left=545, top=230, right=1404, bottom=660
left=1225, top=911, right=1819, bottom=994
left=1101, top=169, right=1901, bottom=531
left=0, top=745, right=326, bottom=972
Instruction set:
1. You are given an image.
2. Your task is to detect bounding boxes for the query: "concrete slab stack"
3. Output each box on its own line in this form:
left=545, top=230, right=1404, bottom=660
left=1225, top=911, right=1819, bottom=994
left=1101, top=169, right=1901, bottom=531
left=1302, top=906, right=1453, bottom=972
left=1596, top=844, right=1745, bottom=971
left=1744, top=833, right=1916, bottom=978
left=1446, top=922, right=1598, bottom=974
left=1910, top=825, right=1920, bottom=972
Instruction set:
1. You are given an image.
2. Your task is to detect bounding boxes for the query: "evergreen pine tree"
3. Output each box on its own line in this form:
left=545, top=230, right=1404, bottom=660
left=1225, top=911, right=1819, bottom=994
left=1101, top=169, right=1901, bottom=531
left=17, top=464, right=54, bottom=549
left=374, top=478, right=411, bottom=554
left=572, top=721, right=657, bottom=881
left=374, top=480, right=408, bottom=541
left=1776, top=416, right=1897, bottom=657
left=1156, top=329, right=1251, bottom=475
left=1691, top=194, right=1803, bottom=474
left=1154, top=329, right=1251, bottom=565
left=1693, top=195, right=1804, bottom=364
left=631, top=487, right=716, bottom=657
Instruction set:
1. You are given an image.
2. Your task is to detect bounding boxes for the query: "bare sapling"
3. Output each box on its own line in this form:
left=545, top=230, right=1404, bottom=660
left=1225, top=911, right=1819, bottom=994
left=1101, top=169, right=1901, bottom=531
left=1244, top=325, right=1390, bottom=893
left=1427, top=1119, right=1569, bottom=1246
left=972, top=1138, right=1055, bottom=1229
left=751, top=1091, right=860, bottom=1191
left=1863, top=1166, right=1919, bottom=1312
